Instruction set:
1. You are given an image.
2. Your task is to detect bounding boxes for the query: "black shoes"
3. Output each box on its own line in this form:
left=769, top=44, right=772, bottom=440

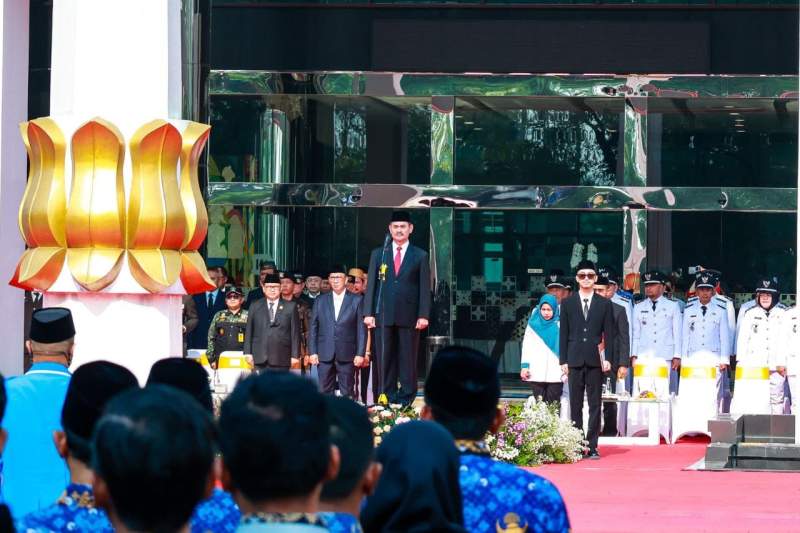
left=586, top=449, right=601, bottom=460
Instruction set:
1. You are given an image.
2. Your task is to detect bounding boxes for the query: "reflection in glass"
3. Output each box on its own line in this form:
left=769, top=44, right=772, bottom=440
left=651, top=98, right=798, bottom=187
left=208, top=95, right=431, bottom=184
left=455, top=97, right=623, bottom=186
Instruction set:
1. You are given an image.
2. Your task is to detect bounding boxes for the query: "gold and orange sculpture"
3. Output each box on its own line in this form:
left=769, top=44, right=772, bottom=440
left=10, top=117, right=214, bottom=294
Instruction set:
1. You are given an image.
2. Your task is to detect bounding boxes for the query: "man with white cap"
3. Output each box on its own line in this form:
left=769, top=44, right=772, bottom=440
left=733, top=277, right=786, bottom=415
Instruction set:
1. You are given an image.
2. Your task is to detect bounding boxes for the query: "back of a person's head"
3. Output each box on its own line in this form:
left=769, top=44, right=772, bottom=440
left=92, top=385, right=215, bottom=532
left=219, top=371, right=330, bottom=503
left=424, top=345, right=500, bottom=440
left=362, top=420, right=464, bottom=533
left=62, top=361, right=138, bottom=463
left=147, top=358, right=213, bottom=413
left=321, top=396, right=374, bottom=502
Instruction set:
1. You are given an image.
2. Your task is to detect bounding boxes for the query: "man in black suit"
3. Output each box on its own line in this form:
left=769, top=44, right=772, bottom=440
left=594, top=275, right=631, bottom=436
left=244, top=262, right=276, bottom=310
left=363, top=211, right=431, bottom=406
left=187, top=266, right=228, bottom=350
left=308, top=265, right=368, bottom=399
left=559, top=260, right=616, bottom=459
left=243, top=273, right=300, bottom=371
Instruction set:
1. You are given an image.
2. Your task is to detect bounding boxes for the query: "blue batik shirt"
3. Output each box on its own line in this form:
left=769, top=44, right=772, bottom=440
left=319, top=512, right=362, bottom=533
left=191, top=488, right=241, bottom=533
left=15, top=483, right=112, bottom=533
left=459, top=451, right=570, bottom=533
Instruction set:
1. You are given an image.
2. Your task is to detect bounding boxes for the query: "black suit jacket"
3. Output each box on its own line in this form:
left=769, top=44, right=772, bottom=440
left=308, top=292, right=367, bottom=363
left=610, top=301, right=631, bottom=369
left=244, top=298, right=300, bottom=367
left=187, top=289, right=227, bottom=349
left=243, top=288, right=264, bottom=310
left=559, top=293, right=616, bottom=367
left=363, top=243, right=431, bottom=327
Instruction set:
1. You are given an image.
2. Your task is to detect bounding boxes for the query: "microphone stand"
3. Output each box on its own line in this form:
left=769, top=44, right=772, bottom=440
left=375, top=233, right=391, bottom=405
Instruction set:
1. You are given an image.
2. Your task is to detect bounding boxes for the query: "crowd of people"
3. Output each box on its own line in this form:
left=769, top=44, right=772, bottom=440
left=520, top=261, right=799, bottom=456
left=1, top=307, right=570, bottom=533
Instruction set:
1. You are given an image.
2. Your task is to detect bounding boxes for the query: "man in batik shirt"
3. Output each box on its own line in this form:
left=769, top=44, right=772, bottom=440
left=16, top=361, right=138, bottom=533
left=421, top=346, right=570, bottom=533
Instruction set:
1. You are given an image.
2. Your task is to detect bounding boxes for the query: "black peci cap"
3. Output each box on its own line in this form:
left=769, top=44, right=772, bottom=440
left=424, top=346, right=500, bottom=417
left=262, top=273, right=281, bottom=285
left=575, top=260, right=597, bottom=274
left=29, top=307, right=76, bottom=344
left=390, top=211, right=412, bottom=223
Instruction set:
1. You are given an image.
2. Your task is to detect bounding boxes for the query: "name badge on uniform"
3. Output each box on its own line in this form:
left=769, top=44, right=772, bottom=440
left=218, top=327, right=225, bottom=336
left=238, top=332, right=245, bottom=343
left=752, top=323, right=759, bottom=333
left=689, top=322, right=695, bottom=332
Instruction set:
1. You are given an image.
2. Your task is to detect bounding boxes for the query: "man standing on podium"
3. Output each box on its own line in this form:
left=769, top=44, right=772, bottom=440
left=364, top=211, right=431, bottom=407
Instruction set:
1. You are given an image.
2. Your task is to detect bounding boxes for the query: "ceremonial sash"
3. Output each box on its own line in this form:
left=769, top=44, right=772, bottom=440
left=634, top=364, right=669, bottom=378
left=735, top=366, right=770, bottom=380
left=680, top=366, right=717, bottom=379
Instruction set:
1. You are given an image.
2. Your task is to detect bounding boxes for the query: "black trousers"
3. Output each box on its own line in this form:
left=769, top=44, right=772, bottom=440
left=375, top=325, right=419, bottom=405
left=255, top=363, right=289, bottom=373
left=531, top=382, right=563, bottom=409
left=318, top=359, right=356, bottom=399
left=569, top=365, right=603, bottom=452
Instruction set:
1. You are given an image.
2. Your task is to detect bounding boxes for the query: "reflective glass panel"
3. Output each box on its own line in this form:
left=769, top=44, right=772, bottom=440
left=209, top=95, right=431, bottom=184
left=454, top=97, right=623, bottom=186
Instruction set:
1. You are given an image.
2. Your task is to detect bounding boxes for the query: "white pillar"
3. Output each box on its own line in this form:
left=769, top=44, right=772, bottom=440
left=41, top=0, right=186, bottom=383
left=0, top=0, right=30, bottom=376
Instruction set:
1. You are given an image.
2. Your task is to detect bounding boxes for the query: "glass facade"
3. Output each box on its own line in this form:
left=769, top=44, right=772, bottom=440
left=206, top=72, right=798, bottom=385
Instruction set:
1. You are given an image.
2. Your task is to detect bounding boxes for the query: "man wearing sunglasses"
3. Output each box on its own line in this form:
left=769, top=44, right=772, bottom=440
left=559, top=260, right=616, bottom=459
left=207, top=285, right=249, bottom=370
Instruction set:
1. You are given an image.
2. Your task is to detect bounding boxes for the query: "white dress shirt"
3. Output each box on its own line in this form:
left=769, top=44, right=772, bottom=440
left=578, top=291, right=594, bottom=316
left=392, top=240, right=410, bottom=266
left=332, top=290, right=346, bottom=320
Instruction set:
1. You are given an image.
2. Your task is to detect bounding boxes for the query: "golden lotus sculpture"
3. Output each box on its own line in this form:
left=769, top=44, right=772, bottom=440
left=10, top=117, right=215, bottom=294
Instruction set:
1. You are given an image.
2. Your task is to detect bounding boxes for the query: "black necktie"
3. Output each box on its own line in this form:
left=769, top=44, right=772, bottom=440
left=269, top=302, right=275, bottom=322
left=701, top=305, right=707, bottom=316
left=208, top=292, right=214, bottom=308
left=652, top=301, right=657, bottom=312
left=583, top=299, right=589, bottom=320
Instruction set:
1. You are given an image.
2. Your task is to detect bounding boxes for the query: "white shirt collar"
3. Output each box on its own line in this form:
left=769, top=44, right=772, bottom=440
left=393, top=240, right=409, bottom=254
left=332, top=290, right=346, bottom=301
left=578, top=290, right=594, bottom=307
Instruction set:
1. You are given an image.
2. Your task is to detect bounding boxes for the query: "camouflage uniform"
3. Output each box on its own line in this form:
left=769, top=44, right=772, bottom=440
left=207, top=309, right=249, bottom=365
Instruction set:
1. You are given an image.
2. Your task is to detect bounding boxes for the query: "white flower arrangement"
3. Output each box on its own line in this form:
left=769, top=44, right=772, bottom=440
left=367, top=404, right=420, bottom=446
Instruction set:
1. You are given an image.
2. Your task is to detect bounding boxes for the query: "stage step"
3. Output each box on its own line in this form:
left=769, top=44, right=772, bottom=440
left=732, top=442, right=800, bottom=471
left=703, top=414, right=800, bottom=471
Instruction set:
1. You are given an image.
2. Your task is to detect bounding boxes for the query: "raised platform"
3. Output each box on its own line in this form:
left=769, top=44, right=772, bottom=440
left=702, top=414, right=800, bottom=472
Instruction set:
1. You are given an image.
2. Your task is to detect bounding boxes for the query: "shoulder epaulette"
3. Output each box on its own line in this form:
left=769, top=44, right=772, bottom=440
left=716, top=303, right=727, bottom=310
left=714, top=294, right=733, bottom=303
left=687, top=296, right=698, bottom=303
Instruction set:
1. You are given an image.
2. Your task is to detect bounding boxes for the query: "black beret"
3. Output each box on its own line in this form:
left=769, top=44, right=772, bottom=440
left=642, top=270, right=666, bottom=285
left=62, top=361, right=138, bottom=442
left=424, top=346, right=500, bottom=417
left=390, top=211, right=411, bottom=223
left=262, top=273, right=281, bottom=285
left=575, top=260, right=597, bottom=273
left=29, top=307, right=76, bottom=344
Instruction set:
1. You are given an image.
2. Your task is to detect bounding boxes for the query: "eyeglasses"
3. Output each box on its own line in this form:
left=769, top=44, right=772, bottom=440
left=577, top=272, right=597, bottom=280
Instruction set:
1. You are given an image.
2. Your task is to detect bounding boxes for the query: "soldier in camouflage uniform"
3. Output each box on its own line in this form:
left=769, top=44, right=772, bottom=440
left=207, top=285, right=249, bottom=369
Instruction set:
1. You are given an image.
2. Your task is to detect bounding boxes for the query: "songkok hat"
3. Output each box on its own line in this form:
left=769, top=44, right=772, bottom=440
left=262, top=273, right=281, bottom=285
left=29, top=307, right=76, bottom=344
left=147, top=358, right=214, bottom=414
left=424, top=346, right=500, bottom=417
left=546, top=269, right=565, bottom=288
left=62, top=361, right=138, bottom=445
left=694, top=271, right=718, bottom=290
left=390, top=211, right=411, bottom=223
left=575, top=260, right=597, bottom=274
left=755, top=277, right=779, bottom=294
left=328, top=264, right=347, bottom=276
left=642, top=271, right=666, bottom=285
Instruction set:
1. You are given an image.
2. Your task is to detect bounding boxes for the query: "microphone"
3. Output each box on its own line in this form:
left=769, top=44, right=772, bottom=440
left=382, top=232, right=392, bottom=249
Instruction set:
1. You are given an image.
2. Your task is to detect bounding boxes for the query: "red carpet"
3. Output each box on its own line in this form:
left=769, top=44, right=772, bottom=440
left=530, top=440, right=800, bottom=532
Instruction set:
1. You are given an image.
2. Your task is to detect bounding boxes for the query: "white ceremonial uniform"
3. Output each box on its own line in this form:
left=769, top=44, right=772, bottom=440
left=628, top=295, right=681, bottom=440
left=733, top=305, right=786, bottom=415
left=781, top=306, right=799, bottom=414
left=734, top=298, right=786, bottom=354
left=672, top=300, right=731, bottom=440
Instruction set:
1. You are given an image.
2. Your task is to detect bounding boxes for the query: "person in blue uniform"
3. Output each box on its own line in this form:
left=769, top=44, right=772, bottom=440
left=16, top=361, right=138, bottom=533
left=319, top=396, right=381, bottom=533
left=2, top=307, right=74, bottom=516
left=422, top=346, right=570, bottom=533
left=146, top=357, right=241, bottom=533
left=0, top=376, right=14, bottom=533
